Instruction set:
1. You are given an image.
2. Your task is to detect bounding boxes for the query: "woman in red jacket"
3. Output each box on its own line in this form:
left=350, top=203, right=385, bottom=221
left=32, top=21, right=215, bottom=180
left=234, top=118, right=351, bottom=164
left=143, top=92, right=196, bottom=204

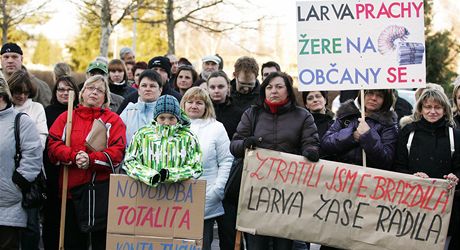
left=48, top=75, right=126, bottom=250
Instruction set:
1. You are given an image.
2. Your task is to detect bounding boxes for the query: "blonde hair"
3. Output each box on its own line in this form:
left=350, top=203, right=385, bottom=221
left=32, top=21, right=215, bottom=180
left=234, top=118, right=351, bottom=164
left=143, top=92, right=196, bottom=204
left=79, top=75, right=111, bottom=108
left=180, top=86, right=216, bottom=119
left=413, top=88, right=454, bottom=126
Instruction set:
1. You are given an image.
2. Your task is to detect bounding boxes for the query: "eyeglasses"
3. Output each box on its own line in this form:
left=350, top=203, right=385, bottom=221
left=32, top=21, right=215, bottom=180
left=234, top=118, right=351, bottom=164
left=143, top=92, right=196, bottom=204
left=109, top=69, right=123, bottom=73
left=57, top=88, right=73, bottom=93
left=86, top=86, right=105, bottom=95
left=236, top=78, right=256, bottom=88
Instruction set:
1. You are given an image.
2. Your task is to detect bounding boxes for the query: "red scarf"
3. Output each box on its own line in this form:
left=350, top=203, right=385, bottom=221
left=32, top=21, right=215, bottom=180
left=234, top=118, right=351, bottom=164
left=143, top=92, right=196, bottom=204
left=264, top=98, right=289, bottom=113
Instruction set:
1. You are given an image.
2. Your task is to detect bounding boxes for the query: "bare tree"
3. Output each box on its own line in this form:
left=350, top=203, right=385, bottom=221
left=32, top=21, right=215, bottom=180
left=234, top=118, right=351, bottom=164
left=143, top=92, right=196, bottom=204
left=138, top=0, right=261, bottom=54
left=73, top=0, right=144, bottom=57
left=0, top=0, right=48, bottom=44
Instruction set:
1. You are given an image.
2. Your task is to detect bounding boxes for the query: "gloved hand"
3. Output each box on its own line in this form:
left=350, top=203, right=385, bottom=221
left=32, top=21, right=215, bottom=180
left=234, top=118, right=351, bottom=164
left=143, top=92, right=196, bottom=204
left=244, top=136, right=261, bottom=149
left=303, top=150, right=319, bottom=162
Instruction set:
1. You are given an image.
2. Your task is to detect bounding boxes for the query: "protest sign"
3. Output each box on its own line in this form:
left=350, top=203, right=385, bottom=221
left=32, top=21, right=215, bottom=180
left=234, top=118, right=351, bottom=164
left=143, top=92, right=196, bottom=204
left=236, top=148, right=453, bottom=250
left=296, top=0, right=426, bottom=91
left=106, top=234, right=202, bottom=250
left=106, top=175, right=205, bottom=248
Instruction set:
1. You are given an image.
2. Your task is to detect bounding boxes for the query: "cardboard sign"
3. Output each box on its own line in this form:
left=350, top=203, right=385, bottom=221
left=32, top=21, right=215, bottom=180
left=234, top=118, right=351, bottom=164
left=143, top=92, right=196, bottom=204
left=106, top=234, right=202, bottom=250
left=296, top=0, right=426, bottom=91
left=236, top=148, right=453, bottom=250
left=107, top=175, right=206, bottom=240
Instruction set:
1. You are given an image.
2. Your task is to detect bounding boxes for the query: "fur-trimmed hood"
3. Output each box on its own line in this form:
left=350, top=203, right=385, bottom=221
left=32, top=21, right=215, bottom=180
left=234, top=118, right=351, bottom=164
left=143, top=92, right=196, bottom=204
left=336, top=99, right=397, bottom=126
left=399, top=115, right=414, bottom=129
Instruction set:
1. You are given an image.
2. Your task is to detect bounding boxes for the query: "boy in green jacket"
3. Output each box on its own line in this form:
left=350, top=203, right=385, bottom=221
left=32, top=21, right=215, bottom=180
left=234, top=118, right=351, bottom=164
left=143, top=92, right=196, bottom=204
left=123, top=95, right=202, bottom=186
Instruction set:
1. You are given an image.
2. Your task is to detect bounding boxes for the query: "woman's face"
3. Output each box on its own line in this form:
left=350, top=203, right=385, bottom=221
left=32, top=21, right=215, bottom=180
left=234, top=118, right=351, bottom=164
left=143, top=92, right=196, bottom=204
left=305, top=91, right=326, bottom=113
left=265, top=76, right=288, bottom=103
left=138, top=77, right=162, bottom=103
left=456, top=90, right=460, bottom=112
left=12, top=90, right=28, bottom=106
left=208, top=76, right=229, bottom=104
left=364, top=91, right=384, bottom=113
left=134, top=68, right=145, bottom=85
left=56, top=81, right=74, bottom=105
left=176, top=70, right=193, bottom=91
left=82, top=80, right=106, bottom=108
left=109, top=68, right=124, bottom=83
left=184, top=97, right=206, bottom=119
left=422, top=98, right=445, bottom=123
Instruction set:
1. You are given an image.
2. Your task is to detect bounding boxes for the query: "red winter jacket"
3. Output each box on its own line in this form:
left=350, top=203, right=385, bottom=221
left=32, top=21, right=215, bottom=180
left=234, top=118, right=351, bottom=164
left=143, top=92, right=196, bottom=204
left=48, top=105, right=126, bottom=196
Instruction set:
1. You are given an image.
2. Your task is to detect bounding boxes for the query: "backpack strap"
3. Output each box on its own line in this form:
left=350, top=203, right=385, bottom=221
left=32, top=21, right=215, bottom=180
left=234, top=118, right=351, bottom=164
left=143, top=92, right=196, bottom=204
left=407, top=128, right=455, bottom=157
left=14, top=113, right=28, bottom=169
left=406, top=131, right=415, bottom=155
left=449, top=127, right=455, bottom=157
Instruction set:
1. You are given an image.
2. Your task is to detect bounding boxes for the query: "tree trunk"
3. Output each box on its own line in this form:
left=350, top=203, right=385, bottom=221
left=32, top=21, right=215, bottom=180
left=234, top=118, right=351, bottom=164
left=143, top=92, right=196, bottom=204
left=1, top=0, right=8, bottom=45
left=100, top=0, right=112, bottom=57
left=166, top=0, right=175, bottom=54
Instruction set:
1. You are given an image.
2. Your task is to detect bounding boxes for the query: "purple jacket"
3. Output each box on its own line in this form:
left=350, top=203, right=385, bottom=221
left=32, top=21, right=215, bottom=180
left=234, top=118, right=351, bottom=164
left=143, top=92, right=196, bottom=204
left=321, top=100, right=398, bottom=169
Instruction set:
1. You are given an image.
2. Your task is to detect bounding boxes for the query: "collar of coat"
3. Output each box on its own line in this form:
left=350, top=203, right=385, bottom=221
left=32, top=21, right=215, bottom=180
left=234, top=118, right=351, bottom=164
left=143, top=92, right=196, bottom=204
left=336, top=99, right=396, bottom=126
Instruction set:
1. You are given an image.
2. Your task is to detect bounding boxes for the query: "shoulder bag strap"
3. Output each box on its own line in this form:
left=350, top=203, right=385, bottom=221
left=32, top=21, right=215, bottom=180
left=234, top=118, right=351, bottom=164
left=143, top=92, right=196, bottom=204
left=250, top=106, right=260, bottom=136
left=14, top=113, right=27, bottom=169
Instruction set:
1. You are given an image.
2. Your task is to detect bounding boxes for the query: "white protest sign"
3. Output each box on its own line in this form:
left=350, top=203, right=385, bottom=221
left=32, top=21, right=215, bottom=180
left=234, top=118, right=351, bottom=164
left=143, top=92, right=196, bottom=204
left=296, top=0, right=426, bottom=91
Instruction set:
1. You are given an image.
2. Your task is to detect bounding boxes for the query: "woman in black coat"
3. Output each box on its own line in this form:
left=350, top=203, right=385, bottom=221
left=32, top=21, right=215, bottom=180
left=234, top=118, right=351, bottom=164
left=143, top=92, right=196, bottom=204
left=393, top=88, right=459, bottom=250
left=42, top=75, right=79, bottom=250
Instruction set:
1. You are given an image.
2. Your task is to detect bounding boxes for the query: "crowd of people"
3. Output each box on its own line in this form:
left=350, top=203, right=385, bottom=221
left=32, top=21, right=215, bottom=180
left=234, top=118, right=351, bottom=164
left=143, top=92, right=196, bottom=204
left=0, top=41, right=459, bottom=250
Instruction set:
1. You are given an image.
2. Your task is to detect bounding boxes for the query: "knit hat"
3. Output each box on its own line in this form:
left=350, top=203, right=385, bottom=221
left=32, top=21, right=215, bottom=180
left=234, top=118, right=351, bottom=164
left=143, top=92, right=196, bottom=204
left=1, top=43, right=23, bottom=55
left=154, top=95, right=181, bottom=121
left=148, top=56, right=171, bottom=78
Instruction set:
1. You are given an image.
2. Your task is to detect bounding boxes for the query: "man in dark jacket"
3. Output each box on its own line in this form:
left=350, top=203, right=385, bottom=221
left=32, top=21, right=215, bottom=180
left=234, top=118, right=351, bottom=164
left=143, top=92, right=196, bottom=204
left=230, top=56, right=260, bottom=112
left=116, top=56, right=181, bottom=114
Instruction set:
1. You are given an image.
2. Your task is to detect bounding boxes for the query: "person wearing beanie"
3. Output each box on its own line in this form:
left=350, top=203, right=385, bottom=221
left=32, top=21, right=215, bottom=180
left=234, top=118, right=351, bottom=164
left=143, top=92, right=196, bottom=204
left=1, top=42, right=52, bottom=107
left=123, top=95, right=202, bottom=187
left=120, top=69, right=164, bottom=145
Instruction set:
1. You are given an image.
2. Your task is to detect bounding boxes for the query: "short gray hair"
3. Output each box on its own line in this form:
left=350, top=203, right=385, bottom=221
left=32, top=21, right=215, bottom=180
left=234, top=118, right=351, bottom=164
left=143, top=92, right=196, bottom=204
left=119, top=47, right=134, bottom=59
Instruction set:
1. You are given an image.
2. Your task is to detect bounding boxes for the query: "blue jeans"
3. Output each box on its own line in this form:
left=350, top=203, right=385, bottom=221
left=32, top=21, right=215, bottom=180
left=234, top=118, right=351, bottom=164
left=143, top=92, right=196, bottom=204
left=21, top=208, right=40, bottom=250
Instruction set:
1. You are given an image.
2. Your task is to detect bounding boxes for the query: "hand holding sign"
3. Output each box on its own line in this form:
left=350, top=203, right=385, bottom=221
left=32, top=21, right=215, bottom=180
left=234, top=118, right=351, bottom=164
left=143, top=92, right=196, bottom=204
left=443, top=173, right=459, bottom=190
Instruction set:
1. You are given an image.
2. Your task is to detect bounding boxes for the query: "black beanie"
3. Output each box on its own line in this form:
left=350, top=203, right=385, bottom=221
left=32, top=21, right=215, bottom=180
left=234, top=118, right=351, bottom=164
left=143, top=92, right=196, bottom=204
left=148, top=56, right=171, bottom=78
left=1, top=43, right=23, bottom=55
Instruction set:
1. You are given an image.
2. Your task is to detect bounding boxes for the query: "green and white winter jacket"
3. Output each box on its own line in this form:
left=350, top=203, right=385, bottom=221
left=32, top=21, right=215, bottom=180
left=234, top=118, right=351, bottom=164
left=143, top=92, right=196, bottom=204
left=123, top=121, right=202, bottom=186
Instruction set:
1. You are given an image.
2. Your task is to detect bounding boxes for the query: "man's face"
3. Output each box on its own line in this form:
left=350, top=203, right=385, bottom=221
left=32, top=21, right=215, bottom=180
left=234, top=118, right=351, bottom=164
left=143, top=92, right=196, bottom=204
left=152, top=67, right=169, bottom=84
left=262, top=66, right=278, bottom=81
left=201, top=61, right=219, bottom=79
left=1, top=52, right=22, bottom=76
left=167, top=55, right=179, bottom=75
left=122, top=52, right=135, bottom=64
left=235, top=72, right=256, bottom=94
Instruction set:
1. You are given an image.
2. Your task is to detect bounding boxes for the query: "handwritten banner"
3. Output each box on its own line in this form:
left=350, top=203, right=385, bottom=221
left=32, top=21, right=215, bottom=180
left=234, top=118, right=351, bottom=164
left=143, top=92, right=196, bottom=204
left=236, top=148, right=453, bottom=250
left=296, top=0, right=426, bottom=91
left=107, top=175, right=206, bottom=240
